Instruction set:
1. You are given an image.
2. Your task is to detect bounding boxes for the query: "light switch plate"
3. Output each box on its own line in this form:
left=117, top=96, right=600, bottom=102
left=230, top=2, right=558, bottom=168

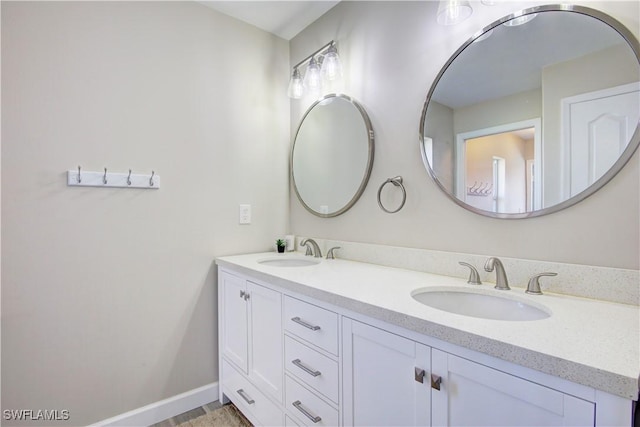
left=239, top=204, right=251, bottom=224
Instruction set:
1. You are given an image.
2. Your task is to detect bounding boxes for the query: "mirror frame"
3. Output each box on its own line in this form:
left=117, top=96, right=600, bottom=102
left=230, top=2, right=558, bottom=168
left=292, top=93, right=375, bottom=218
left=419, top=4, right=640, bottom=219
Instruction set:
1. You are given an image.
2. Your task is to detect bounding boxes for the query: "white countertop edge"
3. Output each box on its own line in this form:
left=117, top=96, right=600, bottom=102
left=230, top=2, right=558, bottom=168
left=215, top=253, right=640, bottom=400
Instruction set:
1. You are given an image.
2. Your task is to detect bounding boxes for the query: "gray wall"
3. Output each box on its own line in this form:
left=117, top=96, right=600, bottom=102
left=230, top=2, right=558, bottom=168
left=289, top=0, right=640, bottom=270
left=1, top=2, right=289, bottom=425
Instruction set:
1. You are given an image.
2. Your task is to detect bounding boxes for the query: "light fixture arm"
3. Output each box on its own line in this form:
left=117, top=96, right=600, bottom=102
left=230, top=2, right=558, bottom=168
left=292, top=40, right=335, bottom=70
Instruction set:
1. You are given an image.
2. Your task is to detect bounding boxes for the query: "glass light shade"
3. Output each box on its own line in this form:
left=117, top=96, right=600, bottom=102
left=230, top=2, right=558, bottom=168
left=303, top=56, right=322, bottom=97
left=287, top=68, right=303, bottom=99
left=320, top=44, right=343, bottom=82
left=473, top=28, right=493, bottom=43
left=503, top=13, right=538, bottom=27
left=437, top=0, right=473, bottom=25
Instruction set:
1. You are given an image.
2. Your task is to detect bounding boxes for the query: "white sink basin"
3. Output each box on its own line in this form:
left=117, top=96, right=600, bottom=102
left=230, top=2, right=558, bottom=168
left=411, top=287, right=550, bottom=321
left=258, top=256, right=321, bottom=267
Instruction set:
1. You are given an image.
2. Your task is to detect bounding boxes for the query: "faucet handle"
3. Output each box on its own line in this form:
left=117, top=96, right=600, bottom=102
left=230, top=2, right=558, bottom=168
left=526, top=272, right=557, bottom=295
left=301, top=239, right=313, bottom=256
left=459, top=262, right=482, bottom=285
left=326, top=247, right=341, bottom=260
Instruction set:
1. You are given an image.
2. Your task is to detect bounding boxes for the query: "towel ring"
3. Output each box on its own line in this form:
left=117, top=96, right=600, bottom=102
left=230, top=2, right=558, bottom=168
left=377, top=176, right=406, bottom=214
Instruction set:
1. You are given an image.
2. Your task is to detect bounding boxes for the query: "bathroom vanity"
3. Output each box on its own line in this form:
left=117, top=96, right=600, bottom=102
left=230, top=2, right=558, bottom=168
left=226, top=3, right=640, bottom=425
left=216, top=252, right=638, bottom=427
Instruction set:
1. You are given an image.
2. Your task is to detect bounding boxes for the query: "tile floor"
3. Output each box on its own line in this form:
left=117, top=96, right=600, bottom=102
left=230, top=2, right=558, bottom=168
left=150, top=401, right=223, bottom=427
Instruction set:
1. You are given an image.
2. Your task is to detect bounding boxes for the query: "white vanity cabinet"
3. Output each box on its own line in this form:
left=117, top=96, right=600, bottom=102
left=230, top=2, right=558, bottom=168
left=219, top=271, right=248, bottom=372
left=219, top=270, right=284, bottom=425
left=430, top=350, right=594, bottom=426
left=283, top=296, right=341, bottom=426
left=342, top=318, right=431, bottom=426
left=343, top=318, right=595, bottom=427
left=217, top=261, right=634, bottom=427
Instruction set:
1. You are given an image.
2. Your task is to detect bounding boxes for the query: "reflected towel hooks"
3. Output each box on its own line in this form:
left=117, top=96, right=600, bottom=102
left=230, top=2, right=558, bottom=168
left=377, top=176, right=406, bottom=214
left=67, top=167, right=160, bottom=189
left=467, top=181, right=493, bottom=196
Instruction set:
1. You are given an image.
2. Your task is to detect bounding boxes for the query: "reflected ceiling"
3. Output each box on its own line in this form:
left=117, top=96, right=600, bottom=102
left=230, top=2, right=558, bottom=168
left=435, top=12, right=624, bottom=109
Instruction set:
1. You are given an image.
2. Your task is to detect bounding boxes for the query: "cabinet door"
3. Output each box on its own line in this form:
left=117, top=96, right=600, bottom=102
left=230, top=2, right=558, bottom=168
left=343, top=318, right=430, bottom=427
left=431, top=350, right=595, bottom=426
left=220, top=271, right=248, bottom=373
left=248, top=281, right=283, bottom=403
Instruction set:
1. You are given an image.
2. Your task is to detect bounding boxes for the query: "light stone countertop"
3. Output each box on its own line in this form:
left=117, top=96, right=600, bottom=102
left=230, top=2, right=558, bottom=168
left=216, top=252, right=640, bottom=400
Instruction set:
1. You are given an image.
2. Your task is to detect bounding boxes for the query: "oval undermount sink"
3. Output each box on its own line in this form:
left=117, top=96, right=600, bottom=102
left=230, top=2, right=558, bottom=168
left=411, top=287, right=550, bottom=321
left=258, top=256, right=321, bottom=267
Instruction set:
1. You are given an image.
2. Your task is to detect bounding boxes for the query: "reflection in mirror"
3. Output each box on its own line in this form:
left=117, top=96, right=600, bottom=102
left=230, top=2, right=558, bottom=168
left=420, top=5, right=640, bottom=218
left=457, top=120, right=540, bottom=213
left=292, top=94, right=374, bottom=217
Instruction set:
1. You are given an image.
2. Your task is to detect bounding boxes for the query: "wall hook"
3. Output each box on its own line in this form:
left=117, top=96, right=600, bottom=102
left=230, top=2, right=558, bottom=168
left=103, top=167, right=108, bottom=184
left=149, top=171, right=155, bottom=187
left=467, top=181, right=492, bottom=196
left=127, top=169, right=132, bottom=186
left=77, top=166, right=82, bottom=184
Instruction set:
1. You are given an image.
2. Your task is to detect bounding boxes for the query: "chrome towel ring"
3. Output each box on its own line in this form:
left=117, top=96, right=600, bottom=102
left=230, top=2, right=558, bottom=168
left=377, top=176, right=406, bottom=214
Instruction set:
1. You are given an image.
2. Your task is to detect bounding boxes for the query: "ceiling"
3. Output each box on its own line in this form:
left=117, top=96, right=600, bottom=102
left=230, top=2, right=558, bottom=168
left=199, top=1, right=341, bottom=40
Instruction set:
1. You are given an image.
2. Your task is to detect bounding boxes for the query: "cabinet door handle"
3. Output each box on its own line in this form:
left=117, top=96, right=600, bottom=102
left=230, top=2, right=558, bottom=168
left=292, top=358, right=321, bottom=377
left=292, top=400, right=322, bottom=423
left=291, top=316, right=321, bottom=331
left=237, top=388, right=255, bottom=405
left=240, top=290, right=246, bottom=299
left=244, top=293, right=250, bottom=301
left=431, top=374, right=442, bottom=391
left=414, top=367, right=425, bottom=383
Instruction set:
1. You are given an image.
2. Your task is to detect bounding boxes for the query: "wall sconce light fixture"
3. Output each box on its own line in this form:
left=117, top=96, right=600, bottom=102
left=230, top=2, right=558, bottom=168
left=437, top=0, right=473, bottom=25
left=288, top=40, right=343, bottom=99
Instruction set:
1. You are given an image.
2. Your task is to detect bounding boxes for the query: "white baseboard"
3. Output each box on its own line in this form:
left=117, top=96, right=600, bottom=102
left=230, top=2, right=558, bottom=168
left=90, top=382, right=219, bottom=427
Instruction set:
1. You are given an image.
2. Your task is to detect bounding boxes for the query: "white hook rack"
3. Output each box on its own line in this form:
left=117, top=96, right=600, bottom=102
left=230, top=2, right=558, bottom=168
left=466, top=181, right=492, bottom=196
left=67, top=166, right=160, bottom=189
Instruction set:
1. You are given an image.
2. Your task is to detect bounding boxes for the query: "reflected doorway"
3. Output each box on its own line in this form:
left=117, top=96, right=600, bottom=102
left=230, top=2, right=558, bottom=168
left=456, top=119, right=541, bottom=214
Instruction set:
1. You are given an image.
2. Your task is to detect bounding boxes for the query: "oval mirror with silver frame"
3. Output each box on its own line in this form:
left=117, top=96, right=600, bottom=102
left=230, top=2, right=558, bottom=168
left=420, top=4, right=640, bottom=219
left=292, top=94, right=375, bottom=217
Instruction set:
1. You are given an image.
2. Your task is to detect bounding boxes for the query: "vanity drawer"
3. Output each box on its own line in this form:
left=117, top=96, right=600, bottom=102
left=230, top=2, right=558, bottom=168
left=286, top=414, right=301, bottom=427
left=285, top=335, right=339, bottom=404
left=286, top=375, right=339, bottom=427
left=222, top=359, right=282, bottom=426
left=284, top=296, right=338, bottom=355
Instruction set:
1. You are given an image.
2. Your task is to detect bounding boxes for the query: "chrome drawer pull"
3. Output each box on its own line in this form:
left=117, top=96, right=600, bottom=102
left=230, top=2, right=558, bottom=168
left=292, top=358, right=322, bottom=377
left=291, top=316, right=321, bottom=331
left=237, top=388, right=255, bottom=405
left=292, top=400, right=322, bottom=423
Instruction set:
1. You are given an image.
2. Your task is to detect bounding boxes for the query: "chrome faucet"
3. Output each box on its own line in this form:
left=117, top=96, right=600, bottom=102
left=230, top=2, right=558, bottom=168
left=484, top=257, right=510, bottom=290
left=300, top=238, right=322, bottom=258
